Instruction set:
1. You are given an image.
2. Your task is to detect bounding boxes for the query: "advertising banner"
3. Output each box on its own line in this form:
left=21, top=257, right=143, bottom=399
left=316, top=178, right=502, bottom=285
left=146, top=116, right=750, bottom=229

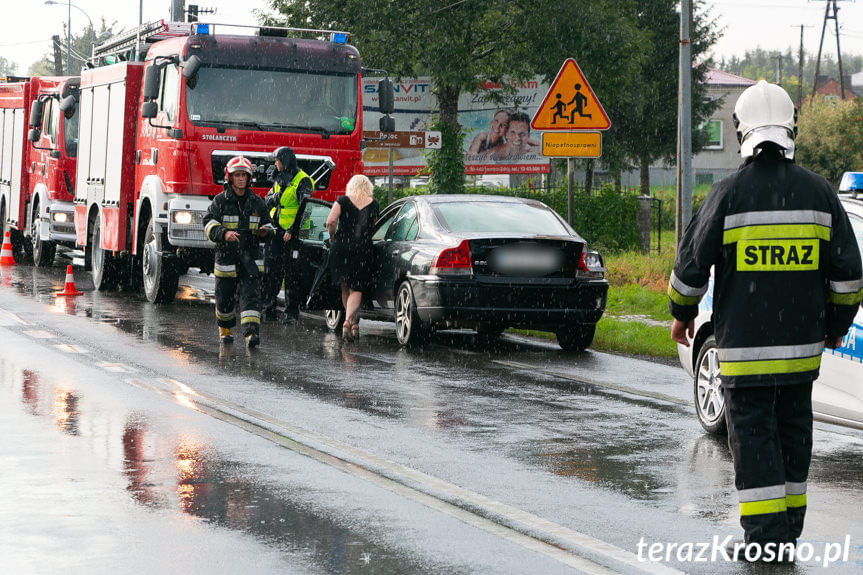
left=362, top=78, right=550, bottom=176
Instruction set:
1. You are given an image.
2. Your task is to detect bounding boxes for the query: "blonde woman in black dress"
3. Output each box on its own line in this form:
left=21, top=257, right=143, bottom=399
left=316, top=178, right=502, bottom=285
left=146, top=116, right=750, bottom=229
left=325, top=175, right=380, bottom=339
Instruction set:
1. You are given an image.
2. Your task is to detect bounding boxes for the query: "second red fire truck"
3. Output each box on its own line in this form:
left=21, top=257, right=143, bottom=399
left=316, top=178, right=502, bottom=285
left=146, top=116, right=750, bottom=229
left=4, top=20, right=392, bottom=304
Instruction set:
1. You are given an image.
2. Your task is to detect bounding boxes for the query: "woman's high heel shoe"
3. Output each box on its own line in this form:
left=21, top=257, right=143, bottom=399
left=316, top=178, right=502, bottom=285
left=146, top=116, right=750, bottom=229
left=350, top=322, right=360, bottom=340
left=341, top=322, right=350, bottom=338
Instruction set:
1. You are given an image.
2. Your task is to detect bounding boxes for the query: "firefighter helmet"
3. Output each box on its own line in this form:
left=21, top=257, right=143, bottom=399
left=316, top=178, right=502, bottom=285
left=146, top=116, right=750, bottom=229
left=733, top=80, right=796, bottom=159
left=225, top=156, right=253, bottom=181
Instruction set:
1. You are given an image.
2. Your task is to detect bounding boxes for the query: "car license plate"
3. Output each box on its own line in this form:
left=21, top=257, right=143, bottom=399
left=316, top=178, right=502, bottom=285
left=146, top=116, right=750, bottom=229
left=489, top=246, right=564, bottom=275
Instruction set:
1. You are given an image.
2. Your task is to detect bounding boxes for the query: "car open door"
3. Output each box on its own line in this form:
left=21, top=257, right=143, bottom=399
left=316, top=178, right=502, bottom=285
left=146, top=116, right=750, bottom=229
left=293, top=198, right=342, bottom=311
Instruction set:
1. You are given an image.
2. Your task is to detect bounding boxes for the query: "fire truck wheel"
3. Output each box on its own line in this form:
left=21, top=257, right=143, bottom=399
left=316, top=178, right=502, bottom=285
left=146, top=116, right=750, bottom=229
left=142, top=218, right=178, bottom=304
left=89, top=216, right=117, bottom=290
left=30, top=201, right=56, bottom=267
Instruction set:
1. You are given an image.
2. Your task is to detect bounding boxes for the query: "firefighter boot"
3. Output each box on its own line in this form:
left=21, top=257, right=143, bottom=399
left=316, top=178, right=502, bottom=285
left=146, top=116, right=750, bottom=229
left=219, top=327, right=234, bottom=344
left=245, top=333, right=260, bottom=349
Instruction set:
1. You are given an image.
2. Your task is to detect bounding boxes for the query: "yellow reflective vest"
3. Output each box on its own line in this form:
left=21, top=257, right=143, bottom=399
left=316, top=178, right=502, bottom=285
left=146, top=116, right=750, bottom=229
left=270, top=170, right=314, bottom=230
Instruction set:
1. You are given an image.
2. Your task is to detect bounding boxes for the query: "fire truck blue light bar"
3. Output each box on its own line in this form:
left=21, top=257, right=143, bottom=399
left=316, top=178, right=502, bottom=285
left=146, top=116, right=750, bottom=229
left=331, top=32, right=347, bottom=44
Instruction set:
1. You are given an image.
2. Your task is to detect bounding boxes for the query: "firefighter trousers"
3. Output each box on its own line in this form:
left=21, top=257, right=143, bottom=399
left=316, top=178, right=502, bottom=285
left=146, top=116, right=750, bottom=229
left=262, top=236, right=300, bottom=319
left=215, top=263, right=262, bottom=337
left=723, top=382, right=813, bottom=545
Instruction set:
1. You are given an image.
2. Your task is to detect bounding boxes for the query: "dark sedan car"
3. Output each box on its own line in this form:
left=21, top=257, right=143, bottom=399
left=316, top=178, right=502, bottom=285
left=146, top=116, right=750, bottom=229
left=292, top=194, right=608, bottom=350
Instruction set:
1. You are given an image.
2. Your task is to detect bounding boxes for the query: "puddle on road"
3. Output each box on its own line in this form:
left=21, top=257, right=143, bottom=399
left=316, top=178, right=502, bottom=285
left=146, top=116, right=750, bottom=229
left=0, top=358, right=464, bottom=575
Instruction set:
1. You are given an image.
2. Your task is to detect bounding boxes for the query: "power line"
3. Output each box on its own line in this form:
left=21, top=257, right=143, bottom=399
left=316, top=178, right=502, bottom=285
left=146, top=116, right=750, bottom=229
left=0, top=39, right=54, bottom=47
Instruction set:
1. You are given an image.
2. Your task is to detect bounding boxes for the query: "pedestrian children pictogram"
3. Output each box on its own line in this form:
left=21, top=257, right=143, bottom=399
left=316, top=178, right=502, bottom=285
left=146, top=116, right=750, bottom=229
left=532, top=58, right=610, bottom=131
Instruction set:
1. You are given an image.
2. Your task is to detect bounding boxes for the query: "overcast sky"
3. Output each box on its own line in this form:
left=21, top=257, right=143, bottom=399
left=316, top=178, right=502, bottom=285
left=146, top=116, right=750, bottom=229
left=2, top=1, right=863, bottom=76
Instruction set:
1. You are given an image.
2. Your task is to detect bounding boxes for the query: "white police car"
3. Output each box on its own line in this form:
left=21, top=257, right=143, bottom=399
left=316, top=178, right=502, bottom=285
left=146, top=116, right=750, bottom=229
left=678, top=192, right=863, bottom=434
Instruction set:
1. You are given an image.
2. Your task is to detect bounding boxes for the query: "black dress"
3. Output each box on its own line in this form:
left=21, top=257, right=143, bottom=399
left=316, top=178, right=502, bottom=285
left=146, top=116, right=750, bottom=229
left=329, top=195, right=380, bottom=291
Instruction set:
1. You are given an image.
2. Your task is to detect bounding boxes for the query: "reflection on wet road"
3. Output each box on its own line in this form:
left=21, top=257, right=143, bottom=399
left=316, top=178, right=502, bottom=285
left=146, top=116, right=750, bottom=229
left=1, top=262, right=862, bottom=573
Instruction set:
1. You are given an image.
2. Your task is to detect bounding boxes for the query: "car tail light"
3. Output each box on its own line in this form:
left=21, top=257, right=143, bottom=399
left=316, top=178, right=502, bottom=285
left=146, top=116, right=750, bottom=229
left=576, top=244, right=605, bottom=280
left=430, top=239, right=473, bottom=276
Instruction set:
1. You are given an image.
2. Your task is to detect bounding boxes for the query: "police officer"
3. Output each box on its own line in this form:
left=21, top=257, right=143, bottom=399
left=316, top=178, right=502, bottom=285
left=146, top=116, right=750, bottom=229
left=262, top=147, right=314, bottom=325
left=204, top=156, right=274, bottom=348
left=668, top=81, right=863, bottom=560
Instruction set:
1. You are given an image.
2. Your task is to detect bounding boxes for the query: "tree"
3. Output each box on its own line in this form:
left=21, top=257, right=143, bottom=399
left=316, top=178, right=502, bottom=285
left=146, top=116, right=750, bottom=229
left=28, top=20, right=115, bottom=77
left=0, top=56, right=18, bottom=76
left=796, top=97, right=863, bottom=187
left=257, top=0, right=645, bottom=193
left=609, top=1, right=720, bottom=195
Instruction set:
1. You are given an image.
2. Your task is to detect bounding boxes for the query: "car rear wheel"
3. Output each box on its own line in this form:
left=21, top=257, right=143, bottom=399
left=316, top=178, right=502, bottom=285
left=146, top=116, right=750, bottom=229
left=324, top=309, right=344, bottom=332
left=694, top=335, right=727, bottom=435
left=556, top=323, right=596, bottom=352
left=395, top=280, right=429, bottom=347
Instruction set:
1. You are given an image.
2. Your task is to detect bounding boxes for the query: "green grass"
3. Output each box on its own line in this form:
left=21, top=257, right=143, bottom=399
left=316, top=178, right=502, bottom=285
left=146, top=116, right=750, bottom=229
left=604, top=284, right=671, bottom=321
left=509, top=319, right=678, bottom=358
left=592, top=317, right=678, bottom=358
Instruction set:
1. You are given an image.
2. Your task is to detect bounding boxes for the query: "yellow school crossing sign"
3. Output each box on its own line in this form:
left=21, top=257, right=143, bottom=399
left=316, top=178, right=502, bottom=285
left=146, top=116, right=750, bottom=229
left=531, top=58, right=610, bottom=131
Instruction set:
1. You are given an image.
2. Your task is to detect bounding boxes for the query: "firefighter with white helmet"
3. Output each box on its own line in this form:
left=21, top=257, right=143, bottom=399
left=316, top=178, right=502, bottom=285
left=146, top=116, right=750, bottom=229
left=668, top=81, right=862, bottom=560
left=203, top=156, right=275, bottom=348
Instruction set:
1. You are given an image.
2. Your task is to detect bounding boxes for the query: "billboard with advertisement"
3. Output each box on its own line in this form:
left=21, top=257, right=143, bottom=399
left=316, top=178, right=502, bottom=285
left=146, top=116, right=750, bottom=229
left=362, top=78, right=549, bottom=176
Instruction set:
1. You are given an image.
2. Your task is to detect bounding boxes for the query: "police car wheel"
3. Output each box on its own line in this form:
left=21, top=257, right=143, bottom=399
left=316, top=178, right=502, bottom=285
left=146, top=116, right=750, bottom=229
left=693, top=335, right=728, bottom=435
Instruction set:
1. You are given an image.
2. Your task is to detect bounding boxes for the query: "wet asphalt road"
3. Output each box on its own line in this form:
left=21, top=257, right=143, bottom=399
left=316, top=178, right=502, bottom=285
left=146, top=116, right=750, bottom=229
left=0, top=261, right=861, bottom=574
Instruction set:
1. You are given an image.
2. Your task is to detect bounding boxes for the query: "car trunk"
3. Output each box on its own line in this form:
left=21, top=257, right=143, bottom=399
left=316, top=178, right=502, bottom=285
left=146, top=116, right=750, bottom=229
left=466, top=238, right=584, bottom=285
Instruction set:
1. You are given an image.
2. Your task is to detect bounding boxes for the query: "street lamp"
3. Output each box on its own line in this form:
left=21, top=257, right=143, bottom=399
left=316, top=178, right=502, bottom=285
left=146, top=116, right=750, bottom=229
left=44, top=0, right=94, bottom=75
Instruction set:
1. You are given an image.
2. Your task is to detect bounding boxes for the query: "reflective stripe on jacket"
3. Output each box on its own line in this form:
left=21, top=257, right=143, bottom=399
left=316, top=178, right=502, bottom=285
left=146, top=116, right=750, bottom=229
left=270, top=170, right=314, bottom=230
left=203, top=184, right=274, bottom=277
left=667, top=152, right=863, bottom=387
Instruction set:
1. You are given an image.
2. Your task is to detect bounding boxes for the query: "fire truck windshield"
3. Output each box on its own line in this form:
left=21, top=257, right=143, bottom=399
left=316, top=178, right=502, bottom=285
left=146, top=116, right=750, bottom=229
left=186, top=66, right=358, bottom=134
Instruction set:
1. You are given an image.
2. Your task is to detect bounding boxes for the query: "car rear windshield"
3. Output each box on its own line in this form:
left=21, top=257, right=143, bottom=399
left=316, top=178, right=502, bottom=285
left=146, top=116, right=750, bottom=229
left=432, top=201, right=569, bottom=235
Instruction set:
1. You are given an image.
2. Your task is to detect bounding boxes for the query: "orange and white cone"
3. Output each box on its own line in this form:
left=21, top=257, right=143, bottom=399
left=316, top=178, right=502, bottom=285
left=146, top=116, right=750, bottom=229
left=56, top=265, right=83, bottom=296
left=0, top=231, right=14, bottom=266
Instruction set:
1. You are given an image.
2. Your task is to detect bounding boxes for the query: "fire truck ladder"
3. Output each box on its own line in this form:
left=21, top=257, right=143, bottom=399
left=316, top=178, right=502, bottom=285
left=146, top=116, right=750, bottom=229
left=90, top=20, right=193, bottom=64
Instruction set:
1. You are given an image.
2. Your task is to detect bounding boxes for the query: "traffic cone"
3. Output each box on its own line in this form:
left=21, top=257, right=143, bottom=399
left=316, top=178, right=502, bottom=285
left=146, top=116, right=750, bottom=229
left=56, top=265, right=83, bottom=296
left=0, top=231, right=14, bottom=266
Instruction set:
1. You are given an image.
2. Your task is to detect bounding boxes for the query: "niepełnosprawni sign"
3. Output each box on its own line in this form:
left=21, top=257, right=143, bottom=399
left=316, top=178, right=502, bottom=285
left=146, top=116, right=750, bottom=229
left=362, top=78, right=550, bottom=176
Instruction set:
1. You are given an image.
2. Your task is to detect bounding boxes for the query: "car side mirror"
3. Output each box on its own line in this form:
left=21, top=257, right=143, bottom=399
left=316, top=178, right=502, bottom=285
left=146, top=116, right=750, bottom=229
left=142, top=64, right=161, bottom=100
left=28, top=128, right=41, bottom=143
left=141, top=101, right=158, bottom=119
left=378, top=78, right=394, bottom=115
left=29, top=99, right=44, bottom=128
left=181, top=55, right=202, bottom=79
left=59, top=94, right=77, bottom=119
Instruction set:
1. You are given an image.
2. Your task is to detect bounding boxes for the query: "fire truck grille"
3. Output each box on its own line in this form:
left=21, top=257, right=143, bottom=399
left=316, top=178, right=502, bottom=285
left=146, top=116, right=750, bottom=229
left=211, top=152, right=332, bottom=191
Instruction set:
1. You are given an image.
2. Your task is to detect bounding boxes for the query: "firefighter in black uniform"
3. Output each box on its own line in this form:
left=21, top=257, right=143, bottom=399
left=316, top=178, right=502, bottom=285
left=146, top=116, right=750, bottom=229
left=204, top=156, right=275, bottom=348
left=262, top=146, right=314, bottom=324
left=668, top=81, right=863, bottom=561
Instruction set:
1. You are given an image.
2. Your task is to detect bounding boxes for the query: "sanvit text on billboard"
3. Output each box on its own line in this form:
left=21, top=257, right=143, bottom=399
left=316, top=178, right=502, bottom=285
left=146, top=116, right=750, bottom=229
left=362, top=78, right=550, bottom=176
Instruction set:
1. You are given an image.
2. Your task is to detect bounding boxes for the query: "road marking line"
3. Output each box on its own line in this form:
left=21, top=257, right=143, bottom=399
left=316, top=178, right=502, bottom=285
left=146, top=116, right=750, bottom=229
left=493, top=360, right=690, bottom=407
left=54, top=344, right=90, bottom=354
left=144, top=376, right=682, bottom=575
left=23, top=330, right=55, bottom=339
left=96, top=362, right=135, bottom=373
left=0, top=308, right=29, bottom=326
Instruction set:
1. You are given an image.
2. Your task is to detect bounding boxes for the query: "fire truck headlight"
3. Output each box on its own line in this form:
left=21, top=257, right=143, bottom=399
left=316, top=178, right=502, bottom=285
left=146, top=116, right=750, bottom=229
left=52, top=213, right=68, bottom=223
left=173, top=211, right=193, bottom=225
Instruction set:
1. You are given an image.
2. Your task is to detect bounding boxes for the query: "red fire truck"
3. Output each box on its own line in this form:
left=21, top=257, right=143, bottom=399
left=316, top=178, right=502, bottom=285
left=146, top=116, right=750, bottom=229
left=0, top=75, right=79, bottom=266
left=68, top=20, right=391, bottom=303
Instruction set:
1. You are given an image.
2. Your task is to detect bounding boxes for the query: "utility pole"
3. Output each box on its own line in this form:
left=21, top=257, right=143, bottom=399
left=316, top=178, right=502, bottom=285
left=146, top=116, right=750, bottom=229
left=794, top=24, right=812, bottom=108
left=772, top=53, right=784, bottom=84
left=171, top=0, right=184, bottom=21
left=811, top=0, right=847, bottom=102
left=676, top=0, right=693, bottom=245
